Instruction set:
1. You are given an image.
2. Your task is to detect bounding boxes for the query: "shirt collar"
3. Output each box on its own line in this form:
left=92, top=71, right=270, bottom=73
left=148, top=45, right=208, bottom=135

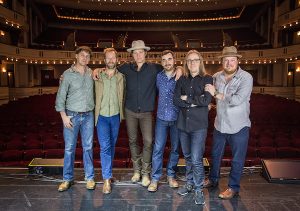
left=70, top=64, right=90, bottom=74
left=162, top=70, right=175, bottom=80
left=221, top=66, right=242, bottom=79
left=130, top=61, right=148, bottom=71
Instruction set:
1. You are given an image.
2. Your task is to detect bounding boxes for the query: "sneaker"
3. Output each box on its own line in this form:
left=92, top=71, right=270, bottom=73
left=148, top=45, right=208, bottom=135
left=167, top=177, right=179, bottom=188
left=147, top=181, right=158, bottom=192
left=86, top=179, right=96, bottom=190
left=177, top=184, right=193, bottom=196
left=194, top=190, right=205, bottom=205
left=203, top=178, right=218, bottom=188
left=58, top=181, right=74, bottom=192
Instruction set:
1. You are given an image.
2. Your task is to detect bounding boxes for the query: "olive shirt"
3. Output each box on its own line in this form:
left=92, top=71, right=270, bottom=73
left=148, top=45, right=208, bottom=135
left=99, top=72, right=119, bottom=117
left=94, top=70, right=125, bottom=125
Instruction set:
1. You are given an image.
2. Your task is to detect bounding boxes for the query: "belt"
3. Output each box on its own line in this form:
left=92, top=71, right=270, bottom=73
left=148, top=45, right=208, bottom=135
left=67, top=110, right=91, bottom=115
left=76, top=111, right=91, bottom=114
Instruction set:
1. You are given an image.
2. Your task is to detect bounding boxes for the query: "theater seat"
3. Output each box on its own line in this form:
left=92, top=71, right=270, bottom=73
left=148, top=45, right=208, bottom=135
left=23, top=149, right=45, bottom=165
left=257, top=137, right=274, bottom=147
left=43, top=139, right=61, bottom=149
left=257, top=147, right=277, bottom=158
left=277, top=147, right=299, bottom=159
left=24, top=140, right=42, bottom=150
left=0, top=150, right=23, bottom=166
left=6, top=140, right=24, bottom=150
left=44, top=149, right=64, bottom=158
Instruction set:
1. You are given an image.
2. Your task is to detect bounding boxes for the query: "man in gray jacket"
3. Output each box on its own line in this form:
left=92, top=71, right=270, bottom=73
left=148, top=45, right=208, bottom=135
left=204, top=46, right=253, bottom=199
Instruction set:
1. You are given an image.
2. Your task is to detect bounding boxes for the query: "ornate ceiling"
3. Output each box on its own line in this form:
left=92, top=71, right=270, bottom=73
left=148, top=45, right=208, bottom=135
left=33, top=0, right=270, bottom=12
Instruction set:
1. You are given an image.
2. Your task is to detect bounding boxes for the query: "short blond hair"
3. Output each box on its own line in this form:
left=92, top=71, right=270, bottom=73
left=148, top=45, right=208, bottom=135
left=103, top=48, right=118, bottom=57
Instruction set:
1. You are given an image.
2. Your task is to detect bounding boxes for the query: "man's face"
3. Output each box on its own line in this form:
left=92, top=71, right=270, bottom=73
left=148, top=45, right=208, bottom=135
left=222, top=56, right=238, bottom=75
left=76, top=51, right=90, bottom=66
left=105, top=51, right=117, bottom=69
left=186, top=52, right=201, bottom=75
left=161, top=53, right=175, bottom=72
left=132, top=49, right=146, bottom=64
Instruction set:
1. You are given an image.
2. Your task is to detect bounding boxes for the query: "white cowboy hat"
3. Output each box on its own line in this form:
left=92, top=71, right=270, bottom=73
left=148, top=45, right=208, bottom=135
left=127, top=40, right=150, bottom=52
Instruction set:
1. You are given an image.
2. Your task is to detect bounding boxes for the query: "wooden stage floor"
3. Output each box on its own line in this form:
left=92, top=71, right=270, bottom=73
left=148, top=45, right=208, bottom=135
left=0, top=168, right=299, bottom=211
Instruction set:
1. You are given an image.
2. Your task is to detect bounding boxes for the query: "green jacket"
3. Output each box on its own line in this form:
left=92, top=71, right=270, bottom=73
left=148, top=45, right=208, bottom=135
left=94, top=70, right=125, bottom=126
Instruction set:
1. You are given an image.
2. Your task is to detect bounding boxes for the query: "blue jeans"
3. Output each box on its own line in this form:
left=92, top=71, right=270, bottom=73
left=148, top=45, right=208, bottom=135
left=179, top=128, right=207, bottom=191
left=151, top=118, right=180, bottom=181
left=209, top=127, right=249, bottom=192
left=96, top=114, right=120, bottom=179
left=63, top=110, right=94, bottom=181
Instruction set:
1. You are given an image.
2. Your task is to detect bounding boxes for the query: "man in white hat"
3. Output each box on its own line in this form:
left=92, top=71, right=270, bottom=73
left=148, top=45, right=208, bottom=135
left=204, top=46, right=253, bottom=199
left=94, top=40, right=181, bottom=187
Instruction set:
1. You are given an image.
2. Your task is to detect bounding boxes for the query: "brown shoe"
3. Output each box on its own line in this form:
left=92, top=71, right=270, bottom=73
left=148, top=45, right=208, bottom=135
left=103, top=179, right=111, bottom=194
left=203, top=178, right=218, bottom=188
left=86, top=179, right=96, bottom=190
left=58, top=181, right=74, bottom=192
left=167, top=177, right=179, bottom=188
left=147, top=181, right=158, bottom=192
left=218, top=188, right=239, bottom=199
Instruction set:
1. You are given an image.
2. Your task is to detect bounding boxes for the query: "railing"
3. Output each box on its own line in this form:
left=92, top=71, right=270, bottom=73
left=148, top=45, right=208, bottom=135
left=1, top=43, right=300, bottom=63
left=0, top=87, right=59, bottom=105
left=277, top=7, right=300, bottom=27
left=0, top=5, right=28, bottom=30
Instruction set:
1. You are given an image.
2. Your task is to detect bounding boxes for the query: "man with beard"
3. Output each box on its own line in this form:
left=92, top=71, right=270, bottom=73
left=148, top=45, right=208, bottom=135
left=148, top=50, right=180, bottom=192
left=94, top=40, right=182, bottom=187
left=94, top=48, right=125, bottom=194
left=204, top=46, right=253, bottom=199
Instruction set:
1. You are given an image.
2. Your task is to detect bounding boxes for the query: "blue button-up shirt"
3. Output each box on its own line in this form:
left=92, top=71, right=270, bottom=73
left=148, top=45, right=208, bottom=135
left=156, top=71, right=179, bottom=121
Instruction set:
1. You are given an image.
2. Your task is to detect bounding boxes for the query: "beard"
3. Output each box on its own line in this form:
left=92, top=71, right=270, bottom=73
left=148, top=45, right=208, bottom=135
left=164, top=64, right=174, bottom=71
left=224, top=66, right=238, bottom=75
left=106, top=62, right=116, bottom=69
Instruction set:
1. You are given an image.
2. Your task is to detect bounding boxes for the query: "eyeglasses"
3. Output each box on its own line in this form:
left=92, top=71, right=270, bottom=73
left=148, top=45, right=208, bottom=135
left=186, top=59, right=201, bottom=64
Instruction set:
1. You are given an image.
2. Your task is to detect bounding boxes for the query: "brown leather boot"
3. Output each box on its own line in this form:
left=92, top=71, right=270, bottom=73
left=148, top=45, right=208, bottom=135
left=218, top=188, right=239, bottom=199
left=58, top=181, right=74, bottom=192
left=102, top=179, right=111, bottom=194
left=167, top=177, right=179, bottom=188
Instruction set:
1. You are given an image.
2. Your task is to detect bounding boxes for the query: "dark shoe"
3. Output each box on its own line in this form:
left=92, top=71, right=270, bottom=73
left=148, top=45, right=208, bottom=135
left=58, top=181, right=74, bottom=192
left=194, top=190, right=205, bottom=205
left=203, top=178, right=218, bottom=188
left=177, top=184, right=193, bottom=196
left=218, top=188, right=239, bottom=199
